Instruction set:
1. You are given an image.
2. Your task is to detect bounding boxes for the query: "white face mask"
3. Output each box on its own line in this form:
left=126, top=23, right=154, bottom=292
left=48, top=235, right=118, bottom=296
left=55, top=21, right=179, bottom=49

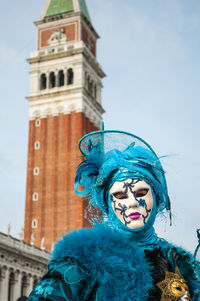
left=109, top=178, right=154, bottom=229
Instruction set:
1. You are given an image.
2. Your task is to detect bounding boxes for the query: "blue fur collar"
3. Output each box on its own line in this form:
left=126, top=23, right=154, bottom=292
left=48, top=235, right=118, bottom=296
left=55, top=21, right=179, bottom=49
left=52, top=223, right=155, bottom=300
left=52, top=224, right=198, bottom=300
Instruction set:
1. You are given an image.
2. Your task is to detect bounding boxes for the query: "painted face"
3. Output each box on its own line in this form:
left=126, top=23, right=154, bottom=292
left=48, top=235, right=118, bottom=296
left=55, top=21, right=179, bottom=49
left=109, top=178, right=154, bottom=229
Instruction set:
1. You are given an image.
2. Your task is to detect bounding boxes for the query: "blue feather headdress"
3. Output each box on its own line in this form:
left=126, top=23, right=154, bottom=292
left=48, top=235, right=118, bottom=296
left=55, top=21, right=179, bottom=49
left=74, top=128, right=169, bottom=224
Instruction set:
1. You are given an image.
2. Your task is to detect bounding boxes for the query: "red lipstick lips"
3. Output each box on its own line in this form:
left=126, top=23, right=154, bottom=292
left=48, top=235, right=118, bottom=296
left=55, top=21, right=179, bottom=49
left=128, top=212, right=141, bottom=220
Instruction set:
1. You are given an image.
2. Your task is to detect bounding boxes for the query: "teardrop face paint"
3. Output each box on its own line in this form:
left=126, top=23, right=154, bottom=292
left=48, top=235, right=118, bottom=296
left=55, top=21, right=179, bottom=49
left=109, top=178, right=154, bottom=229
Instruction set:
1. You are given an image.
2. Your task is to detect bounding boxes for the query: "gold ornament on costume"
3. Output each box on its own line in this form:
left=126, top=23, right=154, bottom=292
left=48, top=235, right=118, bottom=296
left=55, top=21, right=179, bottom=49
left=156, top=267, right=191, bottom=301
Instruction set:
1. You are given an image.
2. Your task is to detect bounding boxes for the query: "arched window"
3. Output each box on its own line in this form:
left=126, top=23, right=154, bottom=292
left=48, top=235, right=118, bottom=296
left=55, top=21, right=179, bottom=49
left=94, top=84, right=97, bottom=99
left=33, top=167, right=39, bottom=176
left=67, top=68, right=74, bottom=85
left=34, top=141, right=40, bottom=150
left=91, top=81, right=94, bottom=97
left=88, top=79, right=93, bottom=96
left=33, top=278, right=39, bottom=290
left=8, top=272, right=15, bottom=301
left=58, top=70, right=64, bottom=87
left=87, top=75, right=90, bottom=91
left=40, top=74, right=47, bottom=90
left=32, top=192, right=39, bottom=201
left=35, top=119, right=41, bottom=127
left=32, top=219, right=38, bottom=229
left=49, top=72, right=56, bottom=88
left=21, top=275, right=28, bottom=297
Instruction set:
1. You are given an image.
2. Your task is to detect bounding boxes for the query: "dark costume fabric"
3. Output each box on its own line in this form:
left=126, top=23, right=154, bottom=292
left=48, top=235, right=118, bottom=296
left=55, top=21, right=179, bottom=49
left=27, top=223, right=199, bottom=301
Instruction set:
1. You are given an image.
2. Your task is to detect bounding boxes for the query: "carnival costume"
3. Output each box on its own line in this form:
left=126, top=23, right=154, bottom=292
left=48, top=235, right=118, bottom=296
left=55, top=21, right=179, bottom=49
left=28, top=128, right=200, bottom=301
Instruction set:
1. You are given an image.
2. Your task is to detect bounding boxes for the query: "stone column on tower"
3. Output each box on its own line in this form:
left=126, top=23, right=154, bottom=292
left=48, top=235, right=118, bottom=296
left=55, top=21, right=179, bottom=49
left=24, top=0, right=105, bottom=251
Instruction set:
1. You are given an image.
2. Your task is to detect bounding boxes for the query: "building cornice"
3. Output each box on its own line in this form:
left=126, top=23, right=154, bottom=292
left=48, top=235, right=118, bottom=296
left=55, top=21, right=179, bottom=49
left=26, top=87, right=104, bottom=113
left=27, top=45, right=106, bottom=78
left=35, top=11, right=81, bottom=26
left=0, top=232, right=49, bottom=264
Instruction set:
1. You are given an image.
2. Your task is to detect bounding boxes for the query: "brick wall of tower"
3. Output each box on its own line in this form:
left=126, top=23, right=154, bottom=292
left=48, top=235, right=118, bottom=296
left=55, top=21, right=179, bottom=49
left=82, top=25, right=96, bottom=57
left=24, top=112, right=98, bottom=251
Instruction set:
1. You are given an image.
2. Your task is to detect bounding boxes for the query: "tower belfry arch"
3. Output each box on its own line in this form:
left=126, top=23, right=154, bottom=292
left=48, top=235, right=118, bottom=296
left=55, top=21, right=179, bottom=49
left=24, top=0, right=105, bottom=251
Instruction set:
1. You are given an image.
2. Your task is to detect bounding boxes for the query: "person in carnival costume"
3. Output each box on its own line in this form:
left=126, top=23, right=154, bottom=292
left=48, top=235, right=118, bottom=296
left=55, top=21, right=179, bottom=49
left=28, top=125, right=200, bottom=301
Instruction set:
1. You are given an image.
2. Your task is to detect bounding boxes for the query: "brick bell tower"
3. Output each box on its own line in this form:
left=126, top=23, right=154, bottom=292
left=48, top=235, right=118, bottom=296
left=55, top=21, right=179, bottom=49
left=24, top=0, right=105, bottom=251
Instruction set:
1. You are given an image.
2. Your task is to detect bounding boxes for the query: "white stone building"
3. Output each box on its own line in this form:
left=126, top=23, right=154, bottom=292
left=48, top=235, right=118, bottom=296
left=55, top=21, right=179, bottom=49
left=0, top=232, right=49, bottom=301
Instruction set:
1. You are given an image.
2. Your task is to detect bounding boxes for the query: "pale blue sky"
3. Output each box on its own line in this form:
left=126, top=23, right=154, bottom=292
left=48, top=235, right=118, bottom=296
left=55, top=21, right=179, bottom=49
left=0, top=0, right=200, bottom=253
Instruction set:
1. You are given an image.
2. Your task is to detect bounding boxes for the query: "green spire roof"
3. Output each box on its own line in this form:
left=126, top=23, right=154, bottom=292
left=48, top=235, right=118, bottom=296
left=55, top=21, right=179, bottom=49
left=45, top=0, right=74, bottom=17
left=79, top=0, right=91, bottom=22
left=45, top=0, right=91, bottom=23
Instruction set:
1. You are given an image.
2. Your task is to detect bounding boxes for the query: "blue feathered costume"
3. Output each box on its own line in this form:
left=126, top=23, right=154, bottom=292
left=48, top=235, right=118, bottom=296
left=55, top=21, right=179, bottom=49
left=28, top=130, right=200, bottom=301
